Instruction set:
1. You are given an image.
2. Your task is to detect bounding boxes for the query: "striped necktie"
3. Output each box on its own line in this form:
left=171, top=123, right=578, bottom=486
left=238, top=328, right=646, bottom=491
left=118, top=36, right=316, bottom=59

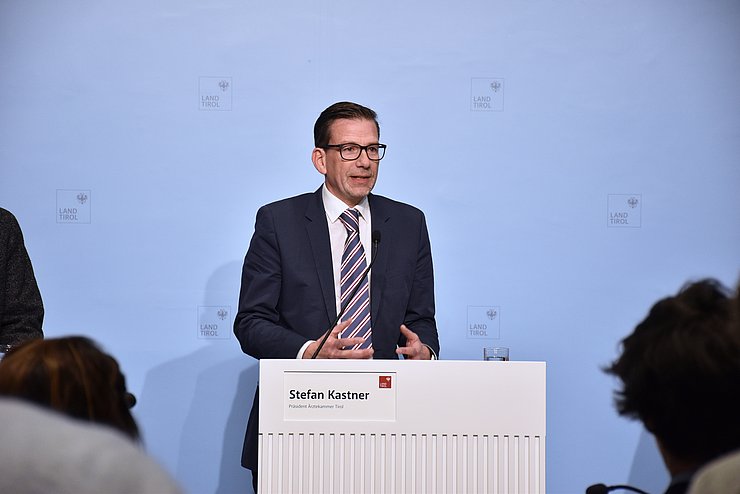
left=338, top=208, right=372, bottom=349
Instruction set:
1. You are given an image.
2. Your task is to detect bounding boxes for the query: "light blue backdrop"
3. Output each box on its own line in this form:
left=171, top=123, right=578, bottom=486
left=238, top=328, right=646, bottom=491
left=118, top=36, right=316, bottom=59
left=2, top=1, right=739, bottom=493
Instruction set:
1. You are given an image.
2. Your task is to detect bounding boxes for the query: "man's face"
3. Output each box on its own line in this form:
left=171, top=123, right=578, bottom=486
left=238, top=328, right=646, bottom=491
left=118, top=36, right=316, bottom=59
left=312, top=118, right=380, bottom=207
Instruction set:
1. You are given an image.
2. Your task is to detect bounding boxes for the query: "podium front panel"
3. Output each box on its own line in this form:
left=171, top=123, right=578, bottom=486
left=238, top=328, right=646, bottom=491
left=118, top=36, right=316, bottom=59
left=258, top=359, right=546, bottom=494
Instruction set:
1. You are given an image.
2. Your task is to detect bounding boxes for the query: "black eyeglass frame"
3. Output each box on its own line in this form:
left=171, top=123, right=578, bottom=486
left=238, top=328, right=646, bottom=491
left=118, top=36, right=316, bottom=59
left=322, top=143, right=387, bottom=161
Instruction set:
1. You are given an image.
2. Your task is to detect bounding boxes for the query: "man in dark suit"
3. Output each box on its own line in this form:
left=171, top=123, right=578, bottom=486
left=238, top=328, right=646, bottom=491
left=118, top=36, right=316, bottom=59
left=234, top=102, right=440, bottom=491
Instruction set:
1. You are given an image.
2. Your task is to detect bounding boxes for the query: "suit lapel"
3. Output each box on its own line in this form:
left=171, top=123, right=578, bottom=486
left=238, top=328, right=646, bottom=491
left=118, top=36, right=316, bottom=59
left=305, top=188, right=337, bottom=323
left=368, top=194, right=390, bottom=325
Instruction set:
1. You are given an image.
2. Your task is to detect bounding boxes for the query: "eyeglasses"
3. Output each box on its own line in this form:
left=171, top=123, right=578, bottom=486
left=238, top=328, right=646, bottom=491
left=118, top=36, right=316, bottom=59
left=323, top=143, right=387, bottom=161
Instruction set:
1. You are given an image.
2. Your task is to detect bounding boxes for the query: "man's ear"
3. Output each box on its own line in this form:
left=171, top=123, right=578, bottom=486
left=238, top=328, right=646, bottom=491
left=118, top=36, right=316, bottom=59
left=312, top=147, right=327, bottom=175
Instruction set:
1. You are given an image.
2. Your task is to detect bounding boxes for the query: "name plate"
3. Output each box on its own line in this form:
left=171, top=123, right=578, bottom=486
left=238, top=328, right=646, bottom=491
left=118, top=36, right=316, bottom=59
left=283, top=371, right=397, bottom=422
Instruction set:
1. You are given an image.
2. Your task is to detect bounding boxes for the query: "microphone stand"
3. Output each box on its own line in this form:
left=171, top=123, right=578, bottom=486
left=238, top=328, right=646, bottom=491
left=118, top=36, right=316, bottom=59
left=586, top=483, right=651, bottom=494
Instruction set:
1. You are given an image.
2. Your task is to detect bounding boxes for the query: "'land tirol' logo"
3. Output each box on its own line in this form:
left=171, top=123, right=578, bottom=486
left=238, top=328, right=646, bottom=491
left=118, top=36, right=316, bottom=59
left=197, top=306, right=232, bottom=339
left=56, top=189, right=91, bottom=224
left=607, top=194, right=642, bottom=228
left=466, top=305, right=501, bottom=339
left=471, top=77, right=505, bottom=112
left=199, top=76, right=232, bottom=111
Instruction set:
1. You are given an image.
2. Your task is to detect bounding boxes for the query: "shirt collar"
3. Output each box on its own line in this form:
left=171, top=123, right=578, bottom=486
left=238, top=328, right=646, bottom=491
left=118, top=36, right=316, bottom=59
left=321, top=184, right=370, bottom=223
left=669, top=470, right=695, bottom=487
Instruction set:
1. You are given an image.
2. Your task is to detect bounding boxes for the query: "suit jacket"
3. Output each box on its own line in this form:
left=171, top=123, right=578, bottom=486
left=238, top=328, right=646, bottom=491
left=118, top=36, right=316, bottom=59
left=234, top=188, right=439, bottom=469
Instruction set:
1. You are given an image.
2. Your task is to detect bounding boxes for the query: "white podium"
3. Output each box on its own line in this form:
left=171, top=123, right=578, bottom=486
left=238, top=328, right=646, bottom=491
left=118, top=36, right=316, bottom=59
left=258, top=359, right=546, bottom=494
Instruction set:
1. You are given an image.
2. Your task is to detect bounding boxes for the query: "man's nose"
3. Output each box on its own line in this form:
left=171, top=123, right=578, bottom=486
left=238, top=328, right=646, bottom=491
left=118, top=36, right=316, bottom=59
left=356, top=150, right=372, bottom=166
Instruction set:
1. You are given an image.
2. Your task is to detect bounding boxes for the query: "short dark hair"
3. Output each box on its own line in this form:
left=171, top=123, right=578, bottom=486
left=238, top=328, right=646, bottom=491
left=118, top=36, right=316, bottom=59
left=0, top=336, right=140, bottom=440
left=313, top=101, right=380, bottom=148
left=605, top=279, right=740, bottom=463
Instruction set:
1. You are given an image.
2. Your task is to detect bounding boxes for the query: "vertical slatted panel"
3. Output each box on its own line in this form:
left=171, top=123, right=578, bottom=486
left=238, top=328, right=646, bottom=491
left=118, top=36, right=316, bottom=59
left=260, top=433, right=545, bottom=494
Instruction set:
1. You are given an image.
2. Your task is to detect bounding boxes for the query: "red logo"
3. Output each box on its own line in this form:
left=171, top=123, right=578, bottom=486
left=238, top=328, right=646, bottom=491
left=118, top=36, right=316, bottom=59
left=379, top=376, right=392, bottom=389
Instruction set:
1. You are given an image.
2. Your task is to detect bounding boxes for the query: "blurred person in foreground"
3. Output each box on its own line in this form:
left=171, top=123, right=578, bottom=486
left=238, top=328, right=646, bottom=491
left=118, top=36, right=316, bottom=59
left=0, top=335, right=139, bottom=440
left=687, top=279, right=740, bottom=494
left=0, top=397, right=181, bottom=494
left=605, top=278, right=740, bottom=494
left=0, top=207, right=44, bottom=350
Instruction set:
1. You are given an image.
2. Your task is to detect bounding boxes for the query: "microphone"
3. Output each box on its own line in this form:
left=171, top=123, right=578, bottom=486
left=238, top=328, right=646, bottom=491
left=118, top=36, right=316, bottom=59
left=125, top=392, right=137, bottom=409
left=585, top=483, right=650, bottom=494
left=311, top=230, right=381, bottom=359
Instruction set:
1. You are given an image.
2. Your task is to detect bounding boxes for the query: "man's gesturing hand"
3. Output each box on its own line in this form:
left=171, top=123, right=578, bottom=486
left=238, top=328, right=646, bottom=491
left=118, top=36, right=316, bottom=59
left=303, top=319, right=374, bottom=359
left=396, top=324, right=432, bottom=360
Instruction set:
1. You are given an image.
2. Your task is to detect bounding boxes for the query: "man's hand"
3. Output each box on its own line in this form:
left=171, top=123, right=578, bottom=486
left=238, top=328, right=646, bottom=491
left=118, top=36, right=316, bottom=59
left=396, top=324, right=432, bottom=360
left=303, top=319, right=374, bottom=359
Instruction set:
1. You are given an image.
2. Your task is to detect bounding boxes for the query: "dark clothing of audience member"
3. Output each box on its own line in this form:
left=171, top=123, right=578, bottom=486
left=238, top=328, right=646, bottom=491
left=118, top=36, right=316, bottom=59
left=0, top=208, right=43, bottom=348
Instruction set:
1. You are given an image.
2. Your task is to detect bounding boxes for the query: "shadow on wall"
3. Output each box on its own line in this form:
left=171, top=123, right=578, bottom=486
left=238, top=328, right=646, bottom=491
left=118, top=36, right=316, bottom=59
left=214, top=366, right=256, bottom=494
left=628, top=429, right=669, bottom=494
left=136, top=343, right=257, bottom=494
left=180, top=352, right=257, bottom=494
left=136, top=259, right=258, bottom=493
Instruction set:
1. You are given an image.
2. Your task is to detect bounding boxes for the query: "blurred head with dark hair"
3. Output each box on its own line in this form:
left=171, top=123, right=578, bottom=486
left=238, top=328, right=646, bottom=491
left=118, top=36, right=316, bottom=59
left=605, top=278, right=740, bottom=479
left=0, top=336, right=139, bottom=440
